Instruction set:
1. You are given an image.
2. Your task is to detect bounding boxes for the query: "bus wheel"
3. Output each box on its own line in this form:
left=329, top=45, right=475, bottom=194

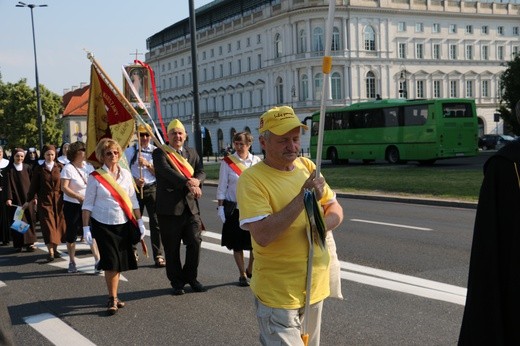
left=329, top=148, right=339, bottom=165
left=386, top=147, right=400, bottom=164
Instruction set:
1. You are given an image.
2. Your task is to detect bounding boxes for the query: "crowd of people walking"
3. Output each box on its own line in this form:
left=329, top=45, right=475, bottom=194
left=2, top=109, right=346, bottom=345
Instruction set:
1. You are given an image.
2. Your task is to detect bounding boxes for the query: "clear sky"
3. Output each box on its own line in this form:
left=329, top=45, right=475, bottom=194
left=0, top=0, right=214, bottom=95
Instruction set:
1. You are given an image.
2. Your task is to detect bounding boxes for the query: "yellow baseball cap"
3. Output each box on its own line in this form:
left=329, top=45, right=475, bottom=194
left=137, top=124, right=152, bottom=133
left=167, top=119, right=185, bottom=133
left=259, top=106, right=308, bottom=135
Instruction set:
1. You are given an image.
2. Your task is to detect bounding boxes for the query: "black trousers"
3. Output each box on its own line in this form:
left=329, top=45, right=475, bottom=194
left=157, top=211, right=202, bottom=288
left=137, top=185, right=163, bottom=259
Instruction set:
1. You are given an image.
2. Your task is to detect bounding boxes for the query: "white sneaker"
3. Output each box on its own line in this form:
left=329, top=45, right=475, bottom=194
left=67, top=262, right=78, bottom=273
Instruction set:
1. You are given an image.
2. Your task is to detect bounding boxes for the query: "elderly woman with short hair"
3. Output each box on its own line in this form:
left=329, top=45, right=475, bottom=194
left=82, top=138, right=146, bottom=315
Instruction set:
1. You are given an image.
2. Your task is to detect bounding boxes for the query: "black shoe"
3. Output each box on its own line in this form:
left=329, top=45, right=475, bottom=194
left=238, top=276, right=250, bottom=287
left=172, top=288, right=185, bottom=296
left=189, top=280, right=207, bottom=292
left=246, top=270, right=252, bottom=279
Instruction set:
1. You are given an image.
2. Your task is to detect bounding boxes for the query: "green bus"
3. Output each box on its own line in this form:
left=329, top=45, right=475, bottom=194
left=309, top=98, right=479, bottom=165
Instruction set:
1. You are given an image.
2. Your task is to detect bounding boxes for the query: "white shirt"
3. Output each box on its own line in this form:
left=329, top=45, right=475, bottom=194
left=60, top=161, right=94, bottom=204
left=82, top=164, right=139, bottom=225
left=124, top=143, right=156, bottom=185
left=57, top=155, right=70, bottom=165
left=216, top=152, right=261, bottom=202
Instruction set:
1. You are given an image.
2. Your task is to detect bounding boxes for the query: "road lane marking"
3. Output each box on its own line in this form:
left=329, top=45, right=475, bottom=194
left=24, top=313, right=95, bottom=346
left=350, top=218, right=433, bottom=231
left=202, top=230, right=465, bottom=305
left=342, top=262, right=466, bottom=305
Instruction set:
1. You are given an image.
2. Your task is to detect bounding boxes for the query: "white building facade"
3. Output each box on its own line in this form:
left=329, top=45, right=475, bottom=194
left=146, top=0, right=520, bottom=155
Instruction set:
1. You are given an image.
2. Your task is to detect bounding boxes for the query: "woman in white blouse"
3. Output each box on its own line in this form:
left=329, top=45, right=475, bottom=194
left=216, top=132, right=261, bottom=287
left=82, top=138, right=146, bottom=315
left=61, top=141, right=99, bottom=274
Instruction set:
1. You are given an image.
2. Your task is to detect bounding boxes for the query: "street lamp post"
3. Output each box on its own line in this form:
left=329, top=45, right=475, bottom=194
left=16, top=2, right=47, bottom=151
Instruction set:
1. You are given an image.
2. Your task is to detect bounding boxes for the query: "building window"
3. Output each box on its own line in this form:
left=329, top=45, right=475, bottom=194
left=482, top=26, right=488, bottom=35
left=275, top=77, right=284, bottom=104
left=416, top=43, right=424, bottom=59
left=237, top=40, right=241, bottom=50
left=228, top=43, right=232, bottom=53
left=498, top=46, right=504, bottom=60
left=300, top=74, right=309, bottom=101
left=398, top=43, right=407, bottom=59
left=432, top=23, right=440, bottom=33
left=257, top=34, right=261, bottom=44
left=237, top=59, right=241, bottom=74
left=449, top=24, right=457, bottom=34
left=449, top=44, right=457, bottom=60
left=298, top=29, right=307, bottom=54
left=398, top=22, right=406, bottom=32
left=465, top=25, right=473, bottom=34
left=332, top=27, right=340, bottom=51
left=314, top=73, right=323, bottom=99
left=498, top=26, right=504, bottom=36
left=415, top=23, right=424, bottom=33
left=219, top=64, right=223, bottom=78
left=331, top=72, right=342, bottom=100
left=247, top=57, right=251, bottom=72
left=433, top=44, right=441, bottom=60
left=228, top=61, right=232, bottom=75
left=433, top=80, right=441, bottom=98
left=514, top=27, right=519, bottom=36
left=274, top=33, right=282, bottom=58
left=219, top=46, right=223, bottom=55
left=465, top=45, right=473, bottom=60
left=313, top=27, right=324, bottom=52
left=258, top=54, right=262, bottom=69
left=366, top=71, right=376, bottom=99
left=246, top=37, right=251, bottom=47
left=416, top=80, right=425, bottom=98
left=466, top=80, right=474, bottom=98
left=364, top=26, right=376, bottom=51
left=514, top=46, right=519, bottom=58
left=481, top=45, right=489, bottom=60
left=450, top=80, right=458, bottom=98
left=481, top=80, right=489, bottom=97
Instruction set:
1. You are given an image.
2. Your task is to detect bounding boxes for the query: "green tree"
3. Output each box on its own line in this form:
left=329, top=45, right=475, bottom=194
left=0, top=78, right=63, bottom=150
left=498, top=55, right=520, bottom=135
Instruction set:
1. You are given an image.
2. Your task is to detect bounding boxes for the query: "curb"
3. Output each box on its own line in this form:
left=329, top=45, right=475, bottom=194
left=204, top=180, right=477, bottom=210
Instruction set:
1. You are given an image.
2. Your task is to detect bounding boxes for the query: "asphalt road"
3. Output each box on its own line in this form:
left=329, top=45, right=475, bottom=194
left=0, top=183, right=477, bottom=345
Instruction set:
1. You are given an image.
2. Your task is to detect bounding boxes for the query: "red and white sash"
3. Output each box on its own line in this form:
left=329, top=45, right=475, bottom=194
left=162, top=145, right=194, bottom=179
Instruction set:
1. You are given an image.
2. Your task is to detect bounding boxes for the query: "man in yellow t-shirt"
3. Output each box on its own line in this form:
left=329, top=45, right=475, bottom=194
left=237, top=106, right=344, bottom=346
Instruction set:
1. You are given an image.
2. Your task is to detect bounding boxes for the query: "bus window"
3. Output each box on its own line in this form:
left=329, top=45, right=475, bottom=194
left=365, top=109, right=385, bottom=128
left=403, top=105, right=428, bottom=126
left=383, top=108, right=399, bottom=127
left=311, top=120, right=319, bottom=136
left=443, top=103, right=472, bottom=118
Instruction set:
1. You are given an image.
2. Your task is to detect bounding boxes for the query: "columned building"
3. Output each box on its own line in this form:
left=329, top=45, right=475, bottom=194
left=146, top=0, right=520, bottom=155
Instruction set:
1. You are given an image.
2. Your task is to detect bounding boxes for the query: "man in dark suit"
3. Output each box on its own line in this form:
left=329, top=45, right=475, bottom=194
left=152, top=119, right=207, bottom=295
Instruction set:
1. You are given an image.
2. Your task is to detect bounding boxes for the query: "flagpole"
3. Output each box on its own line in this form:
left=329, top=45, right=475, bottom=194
left=135, top=123, right=144, bottom=199
left=315, top=2, right=336, bottom=178
left=302, top=2, right=335, bottom=345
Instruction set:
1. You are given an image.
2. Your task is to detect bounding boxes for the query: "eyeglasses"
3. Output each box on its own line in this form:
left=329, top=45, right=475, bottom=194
left=105, top=150, right=119, bottom=156
left=139, top=133, right=150, bottom=137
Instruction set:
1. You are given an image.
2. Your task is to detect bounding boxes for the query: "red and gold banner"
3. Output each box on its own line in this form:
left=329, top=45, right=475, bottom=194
left=86, top=65, right=135, bottom=165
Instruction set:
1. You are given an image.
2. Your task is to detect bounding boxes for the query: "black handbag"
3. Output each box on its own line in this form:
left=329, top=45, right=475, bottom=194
left=223, top=200, right=237, bottom=218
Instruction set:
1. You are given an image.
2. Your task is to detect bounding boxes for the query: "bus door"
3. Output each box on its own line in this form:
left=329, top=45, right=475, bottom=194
left=439, top=102, right=477, bottom=155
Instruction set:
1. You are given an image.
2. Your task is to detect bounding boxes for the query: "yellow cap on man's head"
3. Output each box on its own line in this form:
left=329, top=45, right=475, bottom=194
left=167, top=119, right=185, bottom=133
left=259, top=106, right=308, bottom=136
left=137, top=124, right=152, bottom=133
